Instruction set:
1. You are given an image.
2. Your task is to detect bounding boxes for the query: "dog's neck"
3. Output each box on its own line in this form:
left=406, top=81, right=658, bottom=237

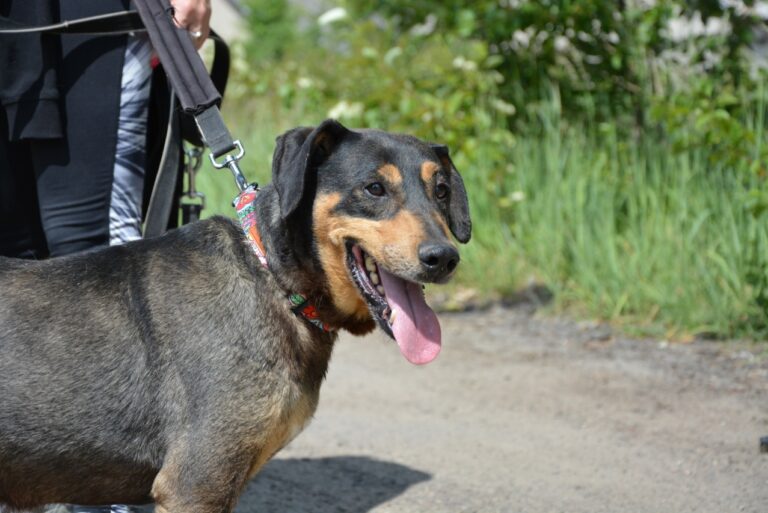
left=235, top=186, right=330, bottom=330
left=247, top=185, right=376, bottom=336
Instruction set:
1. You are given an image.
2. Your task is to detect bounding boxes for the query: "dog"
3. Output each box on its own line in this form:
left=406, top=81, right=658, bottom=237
left=0, top=119, right=471, bottom=512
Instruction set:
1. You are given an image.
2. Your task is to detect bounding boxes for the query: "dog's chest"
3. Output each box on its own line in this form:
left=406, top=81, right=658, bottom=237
left=247, top=382, right=318, bottom=478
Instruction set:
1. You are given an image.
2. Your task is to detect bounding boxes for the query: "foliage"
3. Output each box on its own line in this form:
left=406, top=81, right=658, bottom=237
left=206, top=0, right=768, bottom=338
left=345, top=1, right=763, bottom=124
left=344, top=0, right=768, bottom=185
left=240, top=0, right=299, bottom=62
left=231, top=0, right=518, bottom=230
left=348, top=0, right=663, bottom=126
left=650, top=78, right=768, bottom=174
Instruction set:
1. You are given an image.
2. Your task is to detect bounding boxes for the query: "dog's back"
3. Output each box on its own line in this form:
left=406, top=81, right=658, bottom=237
left=0, top=217, right=285, bottom=508
left=1, top=241, right=163, bottom=506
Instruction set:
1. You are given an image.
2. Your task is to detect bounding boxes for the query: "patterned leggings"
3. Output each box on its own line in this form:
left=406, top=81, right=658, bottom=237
left=108, top=35, right=153, bottom=246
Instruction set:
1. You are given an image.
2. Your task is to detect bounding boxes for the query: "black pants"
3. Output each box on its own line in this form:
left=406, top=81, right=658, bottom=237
left=0, top=3, right=126, bottom=259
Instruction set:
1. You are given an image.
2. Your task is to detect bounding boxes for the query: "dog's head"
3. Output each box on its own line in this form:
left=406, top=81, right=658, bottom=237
left=271, top=119, right=471, bottom=364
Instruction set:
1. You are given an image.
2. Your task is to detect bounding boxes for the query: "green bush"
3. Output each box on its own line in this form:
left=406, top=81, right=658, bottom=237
left=346, top=1, right=762, bottom=124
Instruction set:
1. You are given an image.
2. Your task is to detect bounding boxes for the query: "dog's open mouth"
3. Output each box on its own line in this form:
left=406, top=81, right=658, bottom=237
left=346, top=243, right=441, bottom=365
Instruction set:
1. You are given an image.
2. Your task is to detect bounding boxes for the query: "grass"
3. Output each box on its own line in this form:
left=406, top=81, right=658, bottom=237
left=192, top=93, right=768, bottom=341
left=485, top=87, right=768, bottom=339
left=505, top=123, right=767, bottom=339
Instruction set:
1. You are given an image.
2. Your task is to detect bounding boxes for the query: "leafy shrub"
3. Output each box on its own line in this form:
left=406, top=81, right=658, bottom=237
left=345, top=1, right=763, bottom=126
left=231, top=1, right=517, bottom=213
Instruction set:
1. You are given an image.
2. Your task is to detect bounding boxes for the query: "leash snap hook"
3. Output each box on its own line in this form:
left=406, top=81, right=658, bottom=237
left=186, top=145, right=203, bottom=173
left=182, top=146, right=206, bottom=223
left=210, top=140, right=248, bottom=191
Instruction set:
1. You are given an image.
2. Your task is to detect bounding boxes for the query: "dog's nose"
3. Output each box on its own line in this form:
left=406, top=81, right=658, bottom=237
left=418, top=243, right=460, bottom=281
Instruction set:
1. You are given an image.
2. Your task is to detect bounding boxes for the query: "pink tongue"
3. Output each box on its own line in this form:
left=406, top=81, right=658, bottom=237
left=378, top=268, right=441, bottom=365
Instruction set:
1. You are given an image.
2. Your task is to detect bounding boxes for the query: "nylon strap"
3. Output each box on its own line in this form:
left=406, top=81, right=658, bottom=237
left=234, top=186, right=268, bottom=267
left=144, top=95, right=181, bottom=238
left=194, top=106, right=236, bottom=159
left=132, top=0, right=219, bottom=113
left=132, top=0, right=237, bottom=158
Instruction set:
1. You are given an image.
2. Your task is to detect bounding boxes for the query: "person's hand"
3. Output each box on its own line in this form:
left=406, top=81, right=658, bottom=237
left=170, top=0, right=211, bottom=50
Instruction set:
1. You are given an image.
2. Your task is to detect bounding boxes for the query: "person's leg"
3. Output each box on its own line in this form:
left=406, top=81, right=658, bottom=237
left=109, top=35, right=153, bottom=246
left=0, top=111, right=48, bottom=258
left=29, top=32, right=126, bottom=257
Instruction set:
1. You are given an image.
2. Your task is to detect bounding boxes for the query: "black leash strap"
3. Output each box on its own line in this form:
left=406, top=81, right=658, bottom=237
left=133, top=0, right=248, bottom=192
left=132, top=0, right=220, bottom=116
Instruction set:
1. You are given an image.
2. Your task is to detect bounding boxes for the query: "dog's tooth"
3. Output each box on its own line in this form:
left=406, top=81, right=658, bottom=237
left=365, top=256, right=376, bottom=272
left=389, top=309, right=397, bottom=325
left=370, top=271, right=379, bottom=285
left=377, top=285, right=385, bottom=295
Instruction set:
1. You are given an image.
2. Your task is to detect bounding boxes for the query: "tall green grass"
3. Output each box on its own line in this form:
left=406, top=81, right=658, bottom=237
left=489, top=97, right=768, bottom=338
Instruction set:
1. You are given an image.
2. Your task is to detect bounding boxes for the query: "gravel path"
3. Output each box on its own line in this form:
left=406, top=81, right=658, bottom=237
left=235, top=306, right=768, bottom=513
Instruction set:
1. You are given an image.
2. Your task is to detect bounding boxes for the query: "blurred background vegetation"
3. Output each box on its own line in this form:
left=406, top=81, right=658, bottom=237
left=198, top=0, right=768, bottom=340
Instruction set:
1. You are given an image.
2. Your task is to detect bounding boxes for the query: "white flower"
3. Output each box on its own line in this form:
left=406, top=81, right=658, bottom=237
left=296, top=77, right=313, bottom=89
left=513, top=29, right=531, bottom=48
left=452, top=56, right=477, bottom=71
left=510, top=190, right=525, bottom=202
left=384, top=46, right=402, bottom=65
left=665, top=12, right=729, bottom=42
left=492, top=99, right=516, bottom=116
left=585, top=54, right=603, bottom=65
left=328, top=101, right=363, bottom=119
left=410, top=14, right=437, bottom=37
left=318, top=7, right=347, bottom=26
left=628, top=0, right=657, bottom=9
left=554, top=35, right=570, bottom=53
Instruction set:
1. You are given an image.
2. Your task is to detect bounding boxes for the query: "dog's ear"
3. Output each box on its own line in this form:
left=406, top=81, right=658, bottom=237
left=431, top=144, right=471, bottom=243
left=272, top=119, right=350, bottom=220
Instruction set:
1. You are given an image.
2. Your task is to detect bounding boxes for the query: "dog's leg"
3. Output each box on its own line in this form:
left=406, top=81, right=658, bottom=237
left=151, top=444, right=250, bottom=513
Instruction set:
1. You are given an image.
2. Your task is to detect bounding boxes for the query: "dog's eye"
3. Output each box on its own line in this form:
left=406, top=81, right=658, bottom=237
left=435, top=182, right=450, bottom=200
left=365, top=182, right=386, bottom=197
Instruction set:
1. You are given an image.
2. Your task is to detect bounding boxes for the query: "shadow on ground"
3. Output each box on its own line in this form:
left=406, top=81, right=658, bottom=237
left=234, top=456, right=431, bottom=513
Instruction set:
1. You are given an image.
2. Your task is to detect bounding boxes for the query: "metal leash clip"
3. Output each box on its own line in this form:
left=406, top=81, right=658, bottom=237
left=209, top=140, right=248, bottom=191
left=181, top=146, right=205, bottom=224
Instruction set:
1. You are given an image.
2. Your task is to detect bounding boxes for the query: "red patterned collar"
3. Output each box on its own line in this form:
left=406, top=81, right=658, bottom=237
left=234, top=186, right=335, bottom=333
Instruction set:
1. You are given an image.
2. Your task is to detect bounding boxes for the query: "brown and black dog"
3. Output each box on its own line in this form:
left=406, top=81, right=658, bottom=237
left=0, top=119, right=471, bottom=512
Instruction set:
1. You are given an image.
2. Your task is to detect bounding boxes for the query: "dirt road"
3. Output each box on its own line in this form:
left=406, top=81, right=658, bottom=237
left=235, top=306, right=768, bottom=513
